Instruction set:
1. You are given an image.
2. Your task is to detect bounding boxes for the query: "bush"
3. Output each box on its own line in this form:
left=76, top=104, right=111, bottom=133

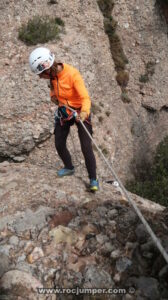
left=97, top=0, right=128, bottom=73
left=121, top=91, right=131, bottom=103
left=55, top=17, right=65, bottom=26
left=126, top=136, right=168, bottom=206
left=97, top=0, right=114, bottom=17
left=99, top=144, right=109, bottom=156
left=18, top=16, right=64, bottom=45
left=104, top=16, right=117, bottom=36
left=157, top=0, right=168, bottom=4
left=156, top=0, right=168, bottom=24
left=116, top=70, right=129, bottom=88
left=104, top=25, right=128, bottom=71
left=139, top=61, right=156, bottom=83
left=139, top=74, right=149, bottom=83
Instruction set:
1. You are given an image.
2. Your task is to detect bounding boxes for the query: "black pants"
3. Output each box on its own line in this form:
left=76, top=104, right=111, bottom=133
left=54, top=117, right=96, bottom=179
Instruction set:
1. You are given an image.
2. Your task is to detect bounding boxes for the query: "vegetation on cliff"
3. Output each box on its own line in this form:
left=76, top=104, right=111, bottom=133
left=97, top=0, right=130, bottom=102
left=18, top=16, right=64, bottom=45
left=127, top=136, right=168, bottom=206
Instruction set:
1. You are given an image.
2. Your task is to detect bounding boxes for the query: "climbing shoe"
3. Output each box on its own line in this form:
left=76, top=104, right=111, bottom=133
left=57, top=168, right=75, bottom=177
left=90, top=179, right=99, bottom=192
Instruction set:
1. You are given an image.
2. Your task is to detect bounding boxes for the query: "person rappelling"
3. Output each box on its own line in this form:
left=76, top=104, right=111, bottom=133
left=29, top=47, right=99, bottom=191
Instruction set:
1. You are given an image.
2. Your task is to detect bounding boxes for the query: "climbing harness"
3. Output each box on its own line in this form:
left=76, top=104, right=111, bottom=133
left=54, top=106, right=76, bottom=126
left=57, top=102, right=168, bottom=264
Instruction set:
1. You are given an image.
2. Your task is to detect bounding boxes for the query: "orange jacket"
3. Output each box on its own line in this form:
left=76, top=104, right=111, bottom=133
left=50, top=64, right=91, bottom=115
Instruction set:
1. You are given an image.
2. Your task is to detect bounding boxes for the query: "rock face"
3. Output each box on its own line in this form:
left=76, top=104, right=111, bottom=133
left=112, top=0, right=168, bottom=176
left=0, top=183, right=167, bottom=299
left=0, top=0, right=167, bottom=179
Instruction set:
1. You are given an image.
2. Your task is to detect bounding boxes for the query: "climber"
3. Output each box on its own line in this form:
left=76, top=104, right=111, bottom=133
left=29, top=47, right=99, bottom=191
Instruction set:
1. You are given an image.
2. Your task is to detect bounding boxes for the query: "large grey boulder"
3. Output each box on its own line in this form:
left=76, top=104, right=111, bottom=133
left=0, top=270, right=43, bottom=299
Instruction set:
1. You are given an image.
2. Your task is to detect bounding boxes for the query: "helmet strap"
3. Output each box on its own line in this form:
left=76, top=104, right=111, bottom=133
left=49, top=67, right=55, bottom=80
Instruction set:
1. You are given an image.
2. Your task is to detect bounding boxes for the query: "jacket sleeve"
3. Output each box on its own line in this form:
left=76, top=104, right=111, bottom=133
left=73, top=70, right=91, bottom=115
left=50, top=89, right=55, bottom=98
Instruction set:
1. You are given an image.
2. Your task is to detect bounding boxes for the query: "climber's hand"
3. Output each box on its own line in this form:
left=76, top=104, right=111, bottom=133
left=79, top=111, right=88, bottom=121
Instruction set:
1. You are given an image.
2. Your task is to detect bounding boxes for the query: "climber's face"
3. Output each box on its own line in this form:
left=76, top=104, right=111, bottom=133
left=38, top=68, right=51, bottom=79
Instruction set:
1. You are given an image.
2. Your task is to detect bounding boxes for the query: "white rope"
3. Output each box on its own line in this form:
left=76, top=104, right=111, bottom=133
left=59, top=103, right=168, bottom=264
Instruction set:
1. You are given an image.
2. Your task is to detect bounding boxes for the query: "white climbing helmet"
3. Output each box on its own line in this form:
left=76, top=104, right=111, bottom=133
left=29, top=47, right=55, bottom=74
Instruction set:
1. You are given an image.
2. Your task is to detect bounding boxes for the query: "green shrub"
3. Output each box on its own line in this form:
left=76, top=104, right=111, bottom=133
left=18, top=16, right=64, bottom=45
left=99, top=144, right=109, bottom=156
left=156, top=0, right=168, bottom=24
left=97, top=0, right=129, bottom=100
left=139, top=74, right=149, bottom=83
left=97, top=0, right=114, bottom=17
left=102, top=148, right=109, bottom=155
left=126, top=136, right=168, bottom=206
left=157, top=0, right=168, bottom=4
left=97, top=0, right=128, bottom=73
left=116, top=70, right=129, bottom=88
left=139, top=61, right=155, bottom=83
left=104, top=26, right=128, bottom=71
left=121, top=91, right=131, bottom=103
left=55, top=17, right=65, bottom=26
left=104, top=17, right=117, bottom=36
